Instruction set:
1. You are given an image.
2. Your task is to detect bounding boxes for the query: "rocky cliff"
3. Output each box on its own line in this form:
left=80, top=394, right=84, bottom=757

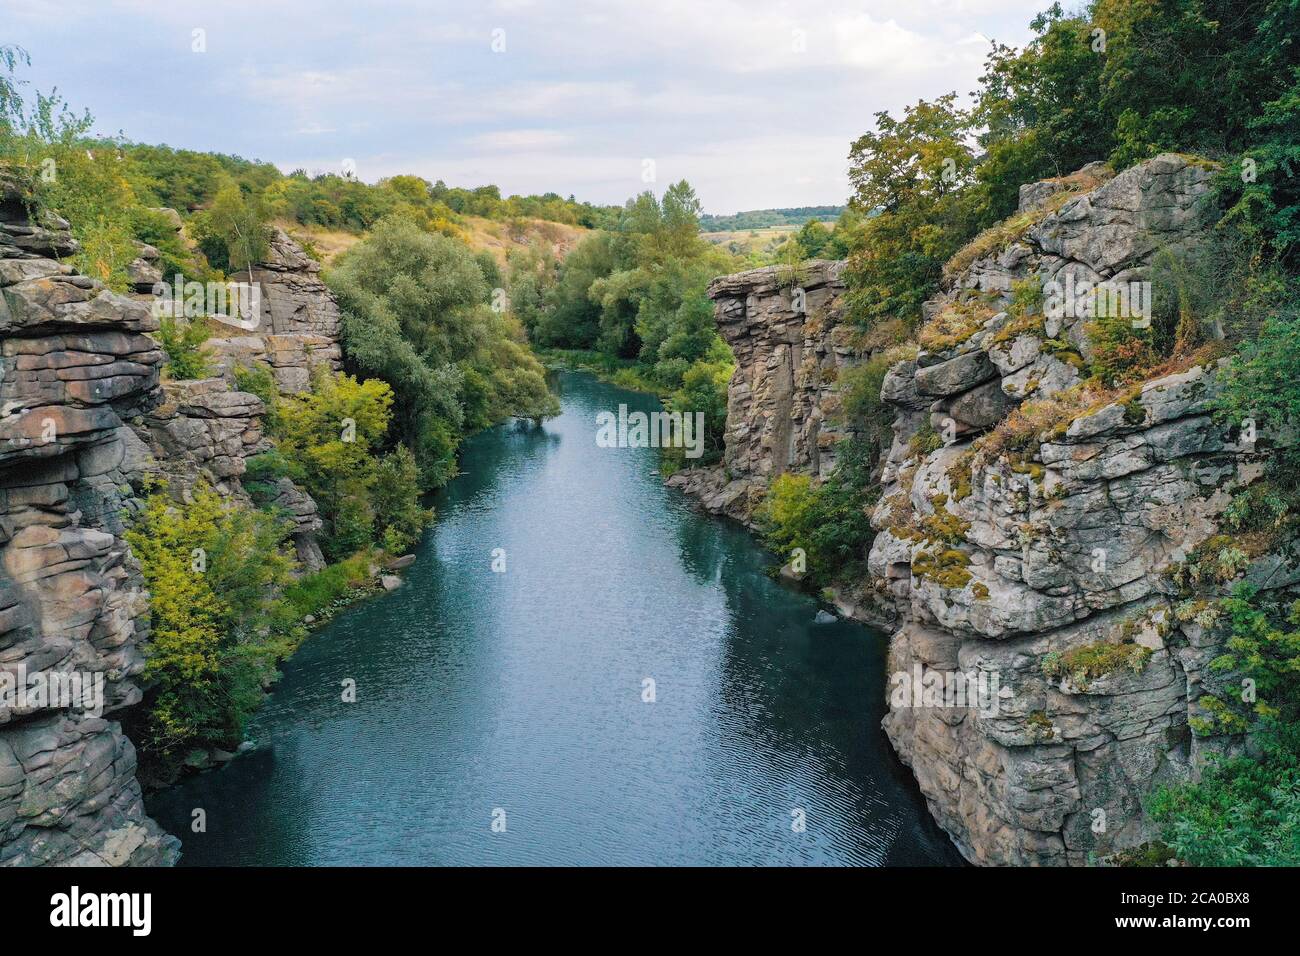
left=0, top=171, right=178, bottom=864
left=688, top=154, right=1292, bottom=865
left=0, top=173, right=342, bottom=864
left=666, top=260, right=861, bottom=521
left=215, top=227, right=343, bottom=395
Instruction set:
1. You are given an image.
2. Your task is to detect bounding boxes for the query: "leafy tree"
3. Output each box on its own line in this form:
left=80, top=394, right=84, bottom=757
left=844, top=93, right=978, bottom=327
left=191, top=180, right=270, bottom=273
left=972, top=5, right=1111, bottom=221
left=1217, top=312, right=1300, bottom=429
left=329, top=216, right=558, bottom=485
left=271, top=368, right=397, bottom=560
left=125, top=482, right=295, bottom=773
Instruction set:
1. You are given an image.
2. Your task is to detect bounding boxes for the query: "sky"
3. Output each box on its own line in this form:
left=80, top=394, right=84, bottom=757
left=5, top=0, right=1046, bottom=213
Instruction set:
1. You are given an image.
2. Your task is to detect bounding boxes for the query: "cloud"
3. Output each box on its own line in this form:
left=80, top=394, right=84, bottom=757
left=8, top=0, right=1044, bottom=209
left=468, top=129, right=572, bottom=151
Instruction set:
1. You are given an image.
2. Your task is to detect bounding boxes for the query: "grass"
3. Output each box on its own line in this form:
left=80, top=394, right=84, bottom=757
left=1041, top=640, right=1153, bottom=689
left=943, top=165, right=1112, bottom=283
left=283, top=550, right=380, bottom=622
left=462, top=215, right=588, bottom=267
left=918, top=296, right=998, bottom=352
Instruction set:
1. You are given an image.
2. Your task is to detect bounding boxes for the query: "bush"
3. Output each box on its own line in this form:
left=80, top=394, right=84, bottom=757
left=758, top=467, right=877, bottom=589
left=267, top=368, right=430, bottom=561
left=156, top=316, right=211, bottom=380
left=124, top=482, right=296, bottom=774
left=1217, top=312, right=1300, bottom=430
left=282, top=551, right=377, bottom=620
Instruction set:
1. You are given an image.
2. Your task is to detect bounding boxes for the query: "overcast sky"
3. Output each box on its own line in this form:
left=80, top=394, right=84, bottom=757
left=7, top=0, right=1044, bottom=213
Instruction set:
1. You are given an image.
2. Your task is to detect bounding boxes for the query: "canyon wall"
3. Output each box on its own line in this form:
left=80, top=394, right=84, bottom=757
left=689, top=154, right=1293, bottom=864
left=0, top=173, right=339, bottom=864
left=666, top=260, right=860, bottom=522
left=0, top=171, right=178, bottom=864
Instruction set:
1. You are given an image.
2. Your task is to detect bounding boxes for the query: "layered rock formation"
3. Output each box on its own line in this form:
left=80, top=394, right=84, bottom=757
left=687, top=154, right=1288, bottom=865
left=214, top=228, right=342, bottom=394
left=0, top=174, right=347, bottom=865
left=0, top=172, right=179, bottom=865
left=666, top=260, right=861, bottom=521
left=867, top=154, right=1260, bottom=864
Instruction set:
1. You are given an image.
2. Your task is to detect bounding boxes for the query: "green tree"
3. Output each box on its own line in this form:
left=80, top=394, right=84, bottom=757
left=844, top=93, right=978, bottom=327
left=191, top=180, right=270, bottom=273
left=329, top=216, right=558, bottom=485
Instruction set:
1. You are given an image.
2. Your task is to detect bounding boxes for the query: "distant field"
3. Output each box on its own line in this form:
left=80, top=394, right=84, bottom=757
left=698, top=205, right=846, bottom=232
left=279, top=216, right=589, bottom=268
left=701, top=224, right=798, bottom=256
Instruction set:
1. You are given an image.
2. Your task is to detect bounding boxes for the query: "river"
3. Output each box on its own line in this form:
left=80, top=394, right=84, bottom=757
left=146, top=371, right=961, bottom=866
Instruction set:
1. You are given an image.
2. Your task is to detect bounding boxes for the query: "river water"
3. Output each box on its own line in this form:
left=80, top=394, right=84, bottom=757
left=147, top=371, right=961, bottom=866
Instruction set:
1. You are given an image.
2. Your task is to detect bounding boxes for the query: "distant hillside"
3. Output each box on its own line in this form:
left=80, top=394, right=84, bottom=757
left=698, top=205, right=846, bottom=232
left=282, top=215, right=589, bottom=268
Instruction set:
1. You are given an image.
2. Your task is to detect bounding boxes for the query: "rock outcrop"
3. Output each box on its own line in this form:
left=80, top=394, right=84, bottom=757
left=0, top=173, right=351, bottom=865
left=0, top=172, right=179, bottom=865
left=866, top=154, right=1255, bottom=864
left=666, top=260, right=862, bottom=521
left=688, top=154, right=1287, bottom=865
left=131, top=220, right=333, bottom=570
left=213, top=228, right=342, bottom=394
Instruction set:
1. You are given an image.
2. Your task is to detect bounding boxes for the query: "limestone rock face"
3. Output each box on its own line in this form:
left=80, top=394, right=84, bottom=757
left=679, top=155, right=1275, bottom=866
left=867, top=155, right=1276, bottom=865
left=0, top=173, right=179, bottom=866
left=214, top=228, right=342, bottom=393
left=666, top=260, right=863, bottom=523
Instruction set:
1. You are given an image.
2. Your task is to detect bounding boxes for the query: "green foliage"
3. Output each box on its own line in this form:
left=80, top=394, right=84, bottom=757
left=282, top=552, right=377, bottom=621
left=1040, top=639, right=1152, bottom=688
left=329, top=216, right=559, bottom=485
left=758, top=440, right=879, bottom=590
left=156, top=317, right=211, bottom=380
left=189, top=180, right=270, bottom=273
left=844, top=93, right=978, bottom=328
left=699, top=205, right=847, bottom=232
left=1150, top=753, right=1300, bottom=866
left=1217, top=312, right=1300, bottom=430
left=972, top=5, right=1110, bottom=220
left=233, top=360, right=279, bottom=404
left=660, top=356, right=731, bottom=472
left=1085, top=315, right=1156, bottom=386
left=268, top=368, right=422, bottom=561
left=1151, top=581, right=1300, bottom=865
left=124, top=482, right=297, bottom=773
left=837, top=354, right=895, bottom=457
left=527, top=180, right=740, bottom=421
left=371, top=445, right=429, bottom=554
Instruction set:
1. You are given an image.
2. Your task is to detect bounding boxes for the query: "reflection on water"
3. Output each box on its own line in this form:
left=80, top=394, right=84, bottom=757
left=147, top=371, right=961, bottom=866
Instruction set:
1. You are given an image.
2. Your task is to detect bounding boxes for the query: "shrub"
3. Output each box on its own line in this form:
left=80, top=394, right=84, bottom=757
left=282, top=551, right=376, bottom=621
left=758, top=469, right=876, bottom=589
left=156, top=316, right=212, bottom=380
left=125, top=482, right=296, bottom=774
left=1041, top=640, right=1152, bottom=689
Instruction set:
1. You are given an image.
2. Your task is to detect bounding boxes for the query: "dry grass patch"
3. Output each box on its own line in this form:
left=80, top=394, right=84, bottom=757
left=943, top=165, right=1112, bottom=284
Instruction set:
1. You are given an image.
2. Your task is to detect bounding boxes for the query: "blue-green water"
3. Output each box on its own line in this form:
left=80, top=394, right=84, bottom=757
left=147, top=371, right=960, bottom=866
